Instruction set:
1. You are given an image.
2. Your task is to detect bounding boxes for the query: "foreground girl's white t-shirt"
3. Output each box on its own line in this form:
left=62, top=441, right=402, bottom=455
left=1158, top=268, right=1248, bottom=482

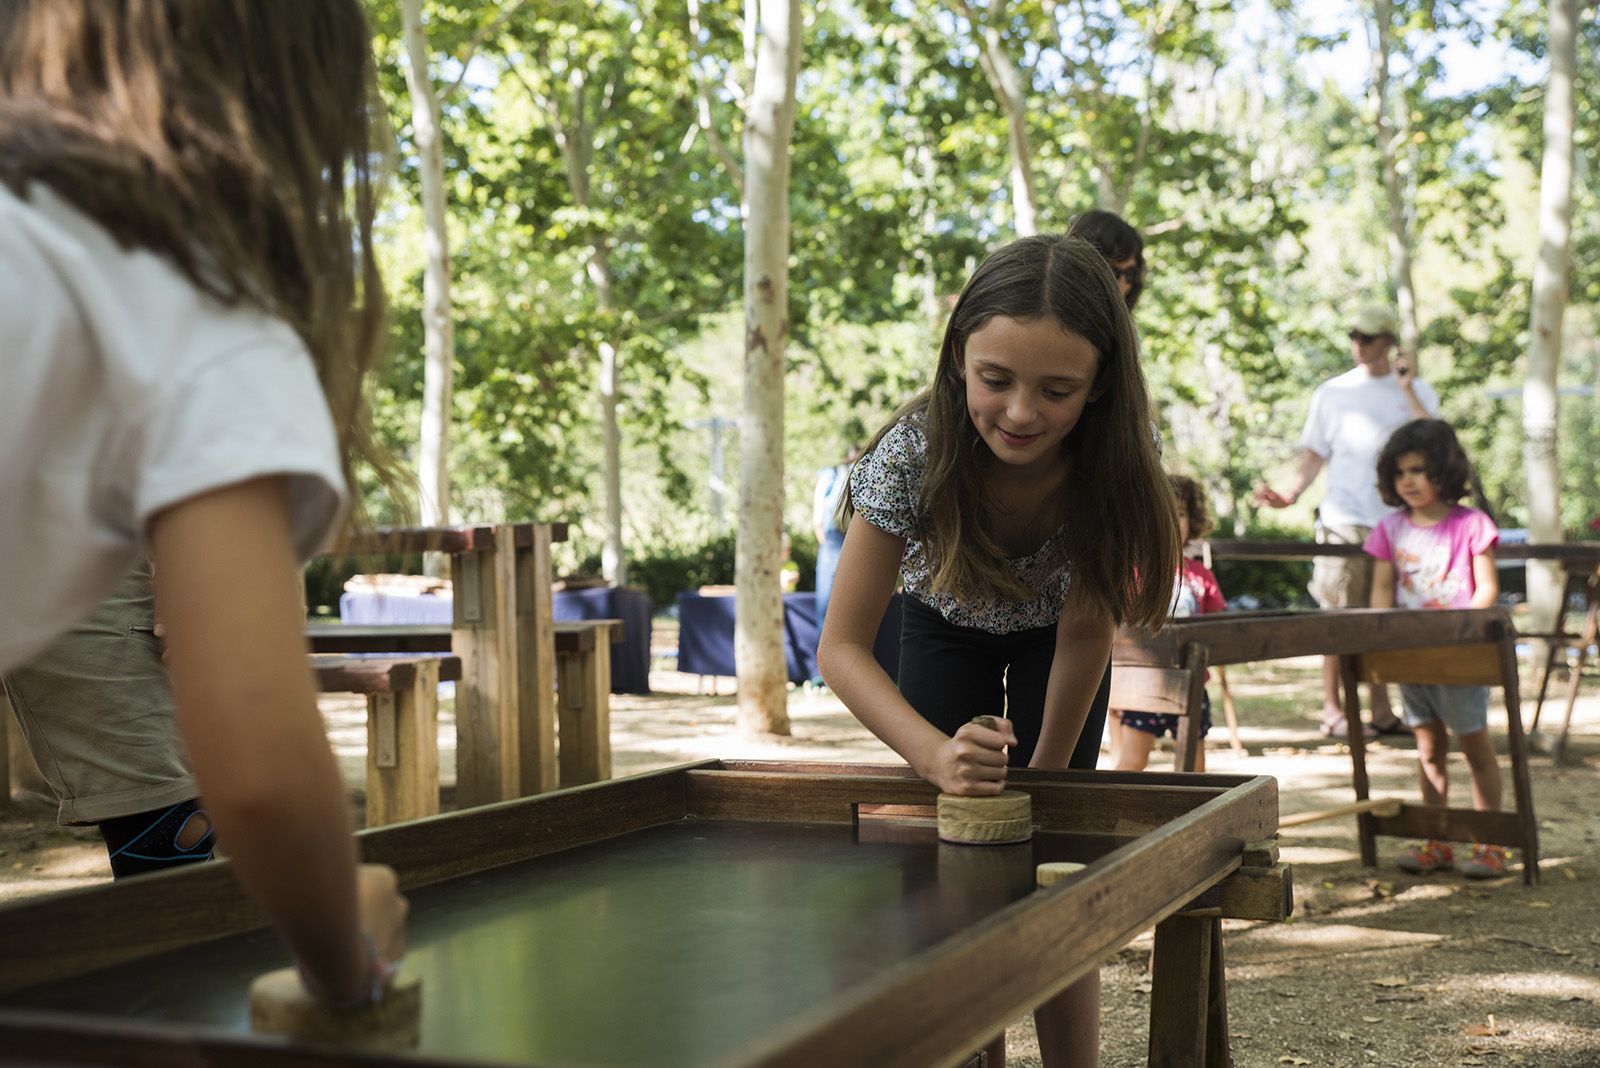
left=0, top=183, right=347, bottom=671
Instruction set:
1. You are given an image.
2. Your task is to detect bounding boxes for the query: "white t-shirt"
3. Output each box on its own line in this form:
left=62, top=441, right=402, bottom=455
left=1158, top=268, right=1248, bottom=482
left=1300, top=365, right=1440, bottom=528
left=0, top=184, right=347, bottom=671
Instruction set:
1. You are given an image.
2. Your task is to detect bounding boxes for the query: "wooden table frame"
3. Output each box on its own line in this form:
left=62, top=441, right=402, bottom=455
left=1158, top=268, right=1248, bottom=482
left=0, top=761, right=1288, bottom=1068
left=1115, top=607, right=1540, bottom=884
left=334, top=523, right=567, bottom=807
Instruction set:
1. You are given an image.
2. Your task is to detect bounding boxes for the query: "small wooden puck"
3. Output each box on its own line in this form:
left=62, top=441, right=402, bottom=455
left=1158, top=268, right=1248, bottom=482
left=249, top=966, right=421, bottom=1050
left=937, top=791, right=1033, bottom=845
left=1035, top=861, right=1087, bottom=888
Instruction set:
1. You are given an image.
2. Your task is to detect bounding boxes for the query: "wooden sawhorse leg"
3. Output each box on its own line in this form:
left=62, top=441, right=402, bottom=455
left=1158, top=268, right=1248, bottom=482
left=1149, top=913, right=1229, bottom=1066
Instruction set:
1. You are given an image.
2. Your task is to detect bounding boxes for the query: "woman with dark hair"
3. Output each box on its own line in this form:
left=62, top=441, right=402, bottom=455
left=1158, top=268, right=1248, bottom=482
left=1068, top=209, right=1145, bottom=311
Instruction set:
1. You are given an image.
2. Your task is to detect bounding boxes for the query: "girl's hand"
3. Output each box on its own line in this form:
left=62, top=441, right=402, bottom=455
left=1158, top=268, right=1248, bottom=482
left=926, top=717, right=1016, bottom=795
left=357, top=863, right=409, bottom=968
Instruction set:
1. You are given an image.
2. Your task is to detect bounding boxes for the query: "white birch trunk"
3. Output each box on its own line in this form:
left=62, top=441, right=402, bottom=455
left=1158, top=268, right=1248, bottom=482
left=736, top=0, right=801, bottom=736
left=401, top=0, right=455, bottom=561
left=965, top=0, right=1037, bottom=235
left=1368, top=0, right=1421, bottom=357
left=1523, top=0, right=1578, bottom=629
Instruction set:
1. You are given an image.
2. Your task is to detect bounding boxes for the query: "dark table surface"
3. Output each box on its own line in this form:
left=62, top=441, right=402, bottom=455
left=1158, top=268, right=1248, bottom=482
left=5, top=818, right=1076, bottom=1067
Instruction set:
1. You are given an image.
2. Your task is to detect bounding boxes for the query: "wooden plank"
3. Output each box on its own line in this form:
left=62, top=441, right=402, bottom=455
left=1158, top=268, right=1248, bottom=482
left=1108, top=665, right=1194, bottom=716
left=1115, top=608, right=1508, bottom=667
left=334, top=522, right=570, bottom=557
left=310, top=654, right=460, bottom=695
left=1370, top=805, right=1526, bottom=849
left=685, top=769, right=1254, bottom=837
left=305, top=624, right=450, bottom=654
left=451, top=544, right=515, bottom=806
left=515, top=522, right=558, bottom=797
left=557, top=635, right=613, bottom=787
left=1359, top=643, right=1504, bottom=686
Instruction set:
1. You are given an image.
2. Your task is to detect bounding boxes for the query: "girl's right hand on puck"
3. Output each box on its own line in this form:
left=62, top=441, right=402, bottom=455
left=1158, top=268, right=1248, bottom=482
left=928, top=716, right=1016, bottom=795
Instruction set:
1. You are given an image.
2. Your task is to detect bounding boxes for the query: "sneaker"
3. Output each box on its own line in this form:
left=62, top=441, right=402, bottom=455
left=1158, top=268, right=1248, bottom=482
left=1461, top=844, right=1509, bottom=880
left=1372, top=718, right=1414, bottom=736
left=1397, top=840, right=1454, bottom=874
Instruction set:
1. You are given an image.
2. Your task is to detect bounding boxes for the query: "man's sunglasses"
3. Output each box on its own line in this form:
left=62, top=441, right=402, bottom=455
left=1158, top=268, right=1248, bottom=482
left=1348, top=330, right=1390, bottom=344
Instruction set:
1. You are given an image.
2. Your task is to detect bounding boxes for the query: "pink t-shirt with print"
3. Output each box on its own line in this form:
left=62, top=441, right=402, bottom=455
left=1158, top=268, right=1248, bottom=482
left=1363, top=505, right=1499, bottom=609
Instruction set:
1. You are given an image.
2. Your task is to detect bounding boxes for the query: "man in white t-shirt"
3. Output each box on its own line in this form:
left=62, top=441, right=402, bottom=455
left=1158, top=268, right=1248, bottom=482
left=1255, top=304, right=1439, bottom=738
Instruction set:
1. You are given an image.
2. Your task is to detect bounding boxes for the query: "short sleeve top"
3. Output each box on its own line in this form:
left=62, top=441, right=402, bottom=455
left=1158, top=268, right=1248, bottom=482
left=849, top=415, right=1069, bottom=633
left=1363, top=505, right=1498, bottom=609
left=0, top=183, right=347, bottom=671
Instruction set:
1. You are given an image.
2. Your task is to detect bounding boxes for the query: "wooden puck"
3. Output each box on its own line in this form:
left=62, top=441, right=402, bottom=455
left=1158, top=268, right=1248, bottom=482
left=249, top=966, right=421, bottom=1050
left=1035, top=861, right=1087, bottom=888
left=937, top=790, right=1033, bottom=845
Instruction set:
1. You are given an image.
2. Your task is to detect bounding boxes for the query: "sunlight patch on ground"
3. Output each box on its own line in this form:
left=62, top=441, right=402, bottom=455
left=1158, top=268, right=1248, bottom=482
left=1230, top=921, right=1447, bottom=961
left=1448, top=969, right=1600, bottom=1001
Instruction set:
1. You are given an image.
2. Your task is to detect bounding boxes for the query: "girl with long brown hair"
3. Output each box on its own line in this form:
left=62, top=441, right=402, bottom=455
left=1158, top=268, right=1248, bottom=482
left=0, top=0, right=405, bottom=1008
left=817, top=234, right=1178, bottom=1066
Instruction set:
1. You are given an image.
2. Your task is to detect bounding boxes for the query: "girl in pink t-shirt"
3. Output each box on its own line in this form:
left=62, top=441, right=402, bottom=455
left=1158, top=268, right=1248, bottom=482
left=1364, top=419, right=1508, bottom=879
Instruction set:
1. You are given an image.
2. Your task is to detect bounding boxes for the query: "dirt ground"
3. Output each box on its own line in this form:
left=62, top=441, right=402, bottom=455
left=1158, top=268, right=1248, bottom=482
left=3, top=654, right=1598, bottom=1067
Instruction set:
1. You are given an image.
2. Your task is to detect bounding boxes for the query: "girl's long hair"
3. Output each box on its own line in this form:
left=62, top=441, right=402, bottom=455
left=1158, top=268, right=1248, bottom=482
left=0, top=0, right=401, bottom=529
left=851, top=235, right=1178, bottom=628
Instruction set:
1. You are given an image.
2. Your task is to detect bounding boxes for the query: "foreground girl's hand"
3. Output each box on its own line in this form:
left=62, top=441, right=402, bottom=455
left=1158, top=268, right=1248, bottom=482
left=925, top=717, right=1016, bottom=795
left=357, top=863, right=409, bottom=968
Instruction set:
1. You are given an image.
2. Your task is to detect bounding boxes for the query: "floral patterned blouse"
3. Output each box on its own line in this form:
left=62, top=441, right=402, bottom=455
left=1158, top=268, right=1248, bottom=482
left=849, top=415, right=1070, bottom=633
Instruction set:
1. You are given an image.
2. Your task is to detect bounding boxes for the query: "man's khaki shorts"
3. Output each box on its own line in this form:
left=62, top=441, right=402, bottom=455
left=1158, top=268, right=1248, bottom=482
left=1308, top=522, right=1375, bottom=609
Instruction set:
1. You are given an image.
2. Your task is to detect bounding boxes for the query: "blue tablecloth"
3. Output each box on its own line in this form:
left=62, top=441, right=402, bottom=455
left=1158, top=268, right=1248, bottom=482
left=551, top=586, right=652, bottom=694
left=676, top=591, right=902, bottom=684
left=339, top=585, right=651, bottom=694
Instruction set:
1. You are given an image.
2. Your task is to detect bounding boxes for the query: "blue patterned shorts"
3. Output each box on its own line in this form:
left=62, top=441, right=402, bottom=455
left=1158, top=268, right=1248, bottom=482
left=1121, top=691, right=1212, bottom=740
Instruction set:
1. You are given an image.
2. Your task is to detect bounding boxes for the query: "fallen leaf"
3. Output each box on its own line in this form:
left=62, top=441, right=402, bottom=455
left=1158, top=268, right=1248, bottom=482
left=1371, top=976, right=1410, bottom=988
left=1562, top=868, right=1578, bottom=881
left=1528, top=901, right=1553, bottom=909
left=1465, top=1025, right=1497, bottom=1037
left=1231, top=1032, right=1252, bottom=1040
left=1277, top=1058, right=1310, bottom=1066
left=1276, top=990, right=1300, bottom=998
left=1361, top=1016, right=1382, bottom=1023
left=1377, top=993, right=1426, bottom=1003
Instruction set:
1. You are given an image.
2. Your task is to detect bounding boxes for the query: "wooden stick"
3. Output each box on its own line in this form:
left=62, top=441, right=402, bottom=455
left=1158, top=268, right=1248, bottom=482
left=1279, top=797, right=1402, bottom=829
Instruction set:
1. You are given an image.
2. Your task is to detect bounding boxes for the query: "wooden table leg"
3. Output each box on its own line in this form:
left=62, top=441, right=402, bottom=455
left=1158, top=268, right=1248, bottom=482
left=452, top=527, right=541, bottom=807
left=514, top=524, right=558, bottom=796
left=1497, top=624, right=1540, bottom=885
left=1339, top=655, right=1378, bottom=869
left=1206, top=918, right=1231, bottom=1068
left=1549, top=589, right=1597, bottom=764
left=1149, top=913, right=1220, bottom=1066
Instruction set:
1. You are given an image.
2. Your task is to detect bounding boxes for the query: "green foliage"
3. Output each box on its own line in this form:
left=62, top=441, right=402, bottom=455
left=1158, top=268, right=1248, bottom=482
left=357, top=0, right=1600, bottom=568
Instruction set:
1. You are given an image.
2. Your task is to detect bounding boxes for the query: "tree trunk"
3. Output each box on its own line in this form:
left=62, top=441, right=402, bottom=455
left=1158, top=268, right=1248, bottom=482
left=736, top=0, right=801, bottom=736
left=401, top=0, right=455, bottom=564
left=964, top=0, right=1038, bottom=236
left=1523, top=0, right=1578, bottom=629
left=589, top=245, right=626, bottom=586
left=1367, top=0, right=1421, bottom=357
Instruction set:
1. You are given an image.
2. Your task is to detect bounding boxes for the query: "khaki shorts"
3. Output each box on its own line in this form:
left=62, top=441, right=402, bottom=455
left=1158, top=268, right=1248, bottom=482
left=1308, top=522, right=1375, bottom=609
left=2, top=562, right=197, bottom=825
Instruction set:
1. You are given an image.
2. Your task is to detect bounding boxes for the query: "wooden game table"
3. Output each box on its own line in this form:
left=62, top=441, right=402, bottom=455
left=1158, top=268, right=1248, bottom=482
left=0, top=761, right=1289, bottom=1068
left=1114, top=606, right=1539, bottom=883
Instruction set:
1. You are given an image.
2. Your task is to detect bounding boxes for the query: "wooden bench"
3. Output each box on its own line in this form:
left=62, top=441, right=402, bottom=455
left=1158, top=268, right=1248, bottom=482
left=306, top=619, right=625, bottom=790
left=310, top=654, right=461, bottom=828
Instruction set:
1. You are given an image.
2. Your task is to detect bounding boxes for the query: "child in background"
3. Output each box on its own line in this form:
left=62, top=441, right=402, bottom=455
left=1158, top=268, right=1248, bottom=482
left=0, top=0, right=406, bottom=1005
left=1114, top=475, right=1225, bottom=773
left=1364, top=420, right=1508, bottom=879
left=819, top=234, right=1179, bottom=1068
